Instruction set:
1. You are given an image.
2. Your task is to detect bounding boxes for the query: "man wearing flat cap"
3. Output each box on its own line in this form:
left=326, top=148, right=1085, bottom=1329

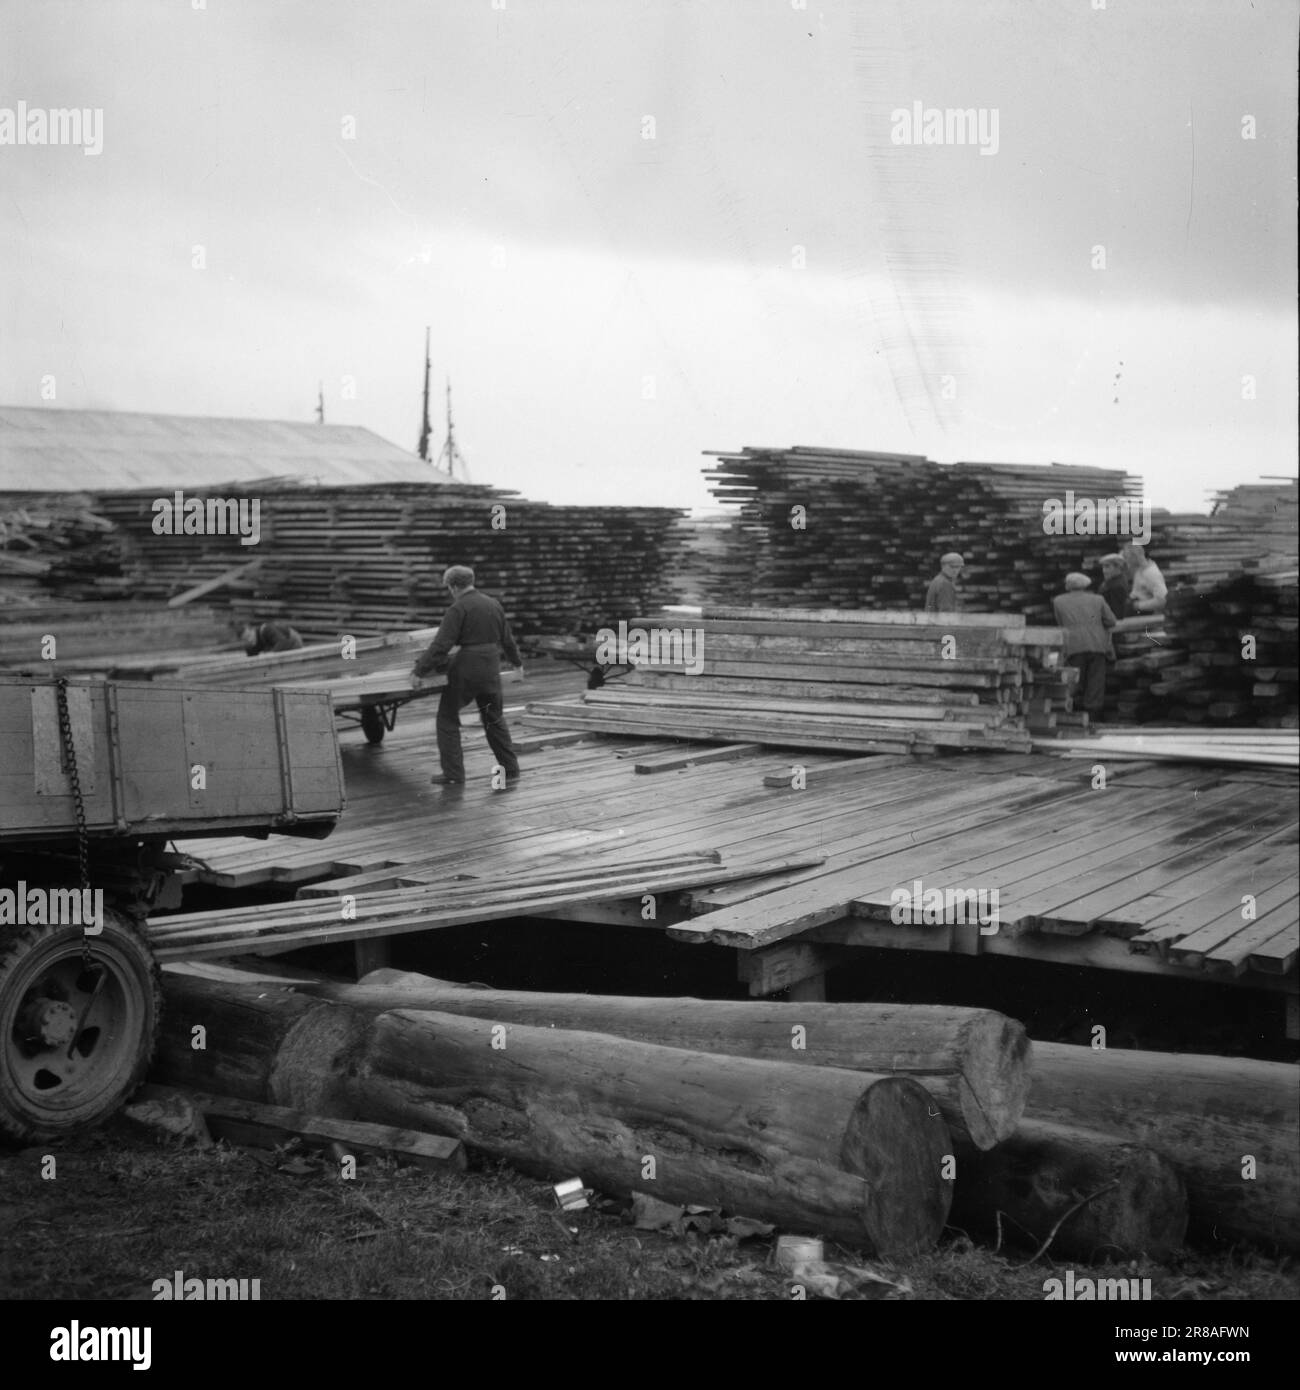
left=1052, top=572, right=1118, bottom=722
left=924, top=553, right=965, bottom=615
left=1099, top=553, right=1129, bottom=620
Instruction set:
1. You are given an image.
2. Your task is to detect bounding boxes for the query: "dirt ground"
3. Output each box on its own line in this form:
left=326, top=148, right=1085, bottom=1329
left=3, top=1115, right=1295, bottom=1304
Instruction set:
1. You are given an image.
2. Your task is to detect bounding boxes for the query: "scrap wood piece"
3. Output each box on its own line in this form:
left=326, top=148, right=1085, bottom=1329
left=633, top=742, right=764, bottom=773
left=192, top=1092, right=466, bottom=1171
left=760, top=754, right=913, bottom=788
left=166, top=557, right=264, bottom=608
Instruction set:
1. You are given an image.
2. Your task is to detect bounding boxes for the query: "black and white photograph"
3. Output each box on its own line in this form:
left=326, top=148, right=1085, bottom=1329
left=1, top=0, right=1296, bottom=1347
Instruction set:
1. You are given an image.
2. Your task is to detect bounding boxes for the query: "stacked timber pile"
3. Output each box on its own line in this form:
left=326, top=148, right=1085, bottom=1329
left=701, top=447, right=1143, bottom=623
left=0, top=494, right=131, bottom=605
left=1104, top=571, right=1299, bottom=728
left=0, top=600, right=231, bottom=671
left=524, top=607, right=1064, bottom=754
left=84, top=483, right=686, bottom=641
left=1149, top=480, right=1298, bottom=587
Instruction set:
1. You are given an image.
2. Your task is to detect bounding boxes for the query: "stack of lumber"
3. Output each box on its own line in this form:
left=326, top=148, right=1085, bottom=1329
left=701, top=447, right=1143, bottom=622
left=0, top=600, right=231, bottom=672
left=0, top=494, right=130, bottom=605
left=1104, top=571, right=1299, bottom=728
left=81, top=483, right=686, bottom=641
left=524, top=607, right=1065, bottom=754
left=105, top=626, right=440, bottom=683
left=1041, top=729, right=1299, bottom=770
left=1148, top=480, right=1298, bottom=587
left=145, top=852, right=829, bottom=961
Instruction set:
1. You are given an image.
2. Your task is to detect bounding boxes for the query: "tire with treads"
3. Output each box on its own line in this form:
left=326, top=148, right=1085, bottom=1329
left=0, top=909, right=161, bottom=1144
left=359, top=706, right=385, bottom=744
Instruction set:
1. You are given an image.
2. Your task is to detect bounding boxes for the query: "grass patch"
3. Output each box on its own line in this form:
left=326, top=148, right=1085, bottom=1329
left=1, top=1119, right=1295, bottom=1301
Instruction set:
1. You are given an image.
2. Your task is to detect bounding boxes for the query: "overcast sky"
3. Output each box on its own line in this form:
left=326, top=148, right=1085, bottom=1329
left=2, top=0, right=1295, bottom=511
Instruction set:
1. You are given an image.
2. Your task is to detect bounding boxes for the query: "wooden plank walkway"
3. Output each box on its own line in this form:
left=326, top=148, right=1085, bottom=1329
left=153, top=668, right=1298, bottom=993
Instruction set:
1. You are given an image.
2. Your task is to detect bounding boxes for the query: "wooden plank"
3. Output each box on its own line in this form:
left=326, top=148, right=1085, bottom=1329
left=192, top=1093, right=466, bottom=1170
left=633, top=743, right=765, bottom=773
left=697, top=606, right=1028, bottom=629
left=735, top=942, right=841, bottom=997
left=166, top=558, right=264, bottom=608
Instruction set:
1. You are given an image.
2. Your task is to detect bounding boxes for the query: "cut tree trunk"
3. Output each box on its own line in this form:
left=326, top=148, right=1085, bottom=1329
left=298, top=968, right=1030, bottom=1151
left=1030, top=1043, right=1300, bottom=1254
left=951, top=1119, right=1188, bottom=1261
left=354, top=1007, right=953, bottom=1255
left=152, top=974, right=952, bottom=1254
left=152, top=973, right=366, bottom=1114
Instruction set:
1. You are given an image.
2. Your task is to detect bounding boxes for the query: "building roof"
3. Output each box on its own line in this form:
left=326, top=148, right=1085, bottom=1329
left=0, top=406, right=453, bottom=491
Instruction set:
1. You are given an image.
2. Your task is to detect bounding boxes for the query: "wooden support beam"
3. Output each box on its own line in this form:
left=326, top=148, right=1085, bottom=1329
left=736, top=942, right=838, bottom=997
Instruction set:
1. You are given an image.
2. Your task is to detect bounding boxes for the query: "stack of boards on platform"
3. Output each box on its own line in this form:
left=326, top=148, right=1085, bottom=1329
left=64, top=483, right=688, bottom=643
left=523, top=606, right=1066, bottom=754
left=0, top=599, right=230, bottom=673
left=699, top=447, right=1145, bottom=624
left=1105, top=571, right=1299, bottom=729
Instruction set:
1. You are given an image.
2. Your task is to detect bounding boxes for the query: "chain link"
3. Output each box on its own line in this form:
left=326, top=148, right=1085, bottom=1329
left=54, top=677, right=94, bottom=969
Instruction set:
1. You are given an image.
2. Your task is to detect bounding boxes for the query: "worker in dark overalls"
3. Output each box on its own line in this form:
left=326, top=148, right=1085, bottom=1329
left=412, top=565, right=523, bottom=786
left=240, top=619, right=304, bottom=654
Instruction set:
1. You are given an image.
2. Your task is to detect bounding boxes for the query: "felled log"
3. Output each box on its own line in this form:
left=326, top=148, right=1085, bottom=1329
left=299, top=968, right=1031, bottom=1150
left=1030, top=1043, right=1300, bottom=1253
left=951, top=1119, right=1188, bottom=1261
left=354, top=1007, right=952, bottom=1255
left=153, top=974, right=953, bottom=1253
left=152, top=973, right=366, bottom=1114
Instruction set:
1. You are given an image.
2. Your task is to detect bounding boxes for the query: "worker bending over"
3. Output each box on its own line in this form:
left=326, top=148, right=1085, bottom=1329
left=1052, top=572, right=1118, bottom=721
left=413, top=565, right=523, bottom=786
left=241, top=619, right=303, bottom=655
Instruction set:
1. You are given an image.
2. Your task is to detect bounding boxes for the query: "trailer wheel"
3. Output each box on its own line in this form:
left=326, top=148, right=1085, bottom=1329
left=0, top=910, right=161, bottom=1145
left=360, top=705, right=386, bottom=744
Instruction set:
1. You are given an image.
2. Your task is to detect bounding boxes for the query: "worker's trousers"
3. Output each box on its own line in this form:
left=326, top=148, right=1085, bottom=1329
left=435, top=647, right=519, bottom=780
left=1069, top=651, right=1108, bottom=716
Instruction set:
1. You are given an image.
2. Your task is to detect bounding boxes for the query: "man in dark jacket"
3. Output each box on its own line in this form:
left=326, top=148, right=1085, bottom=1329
left=241, top=619, right=304, bottom=655
left=412, top=566, right=523, bottom=785
left=1098, top=553, right=1129, bottom=620
left=1051, top=572, right=1118, bottom=720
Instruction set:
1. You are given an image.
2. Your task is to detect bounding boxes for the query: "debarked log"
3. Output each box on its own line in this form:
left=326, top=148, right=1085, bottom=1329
left=300, top=968, right=1030, bottom=1150
left=353, top=1007, right=953, bottom=1255
left=1029, top=1043, right=1300, bottom=1254
left=951, top=1119, right=1188, bottom=1261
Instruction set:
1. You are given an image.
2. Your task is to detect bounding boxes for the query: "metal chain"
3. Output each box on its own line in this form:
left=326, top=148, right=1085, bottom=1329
left=54, top=677, right=94, bottom=968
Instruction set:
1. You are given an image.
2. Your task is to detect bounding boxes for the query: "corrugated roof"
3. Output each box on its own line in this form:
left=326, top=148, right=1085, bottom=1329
left=0, top=406, right=453, bottom=490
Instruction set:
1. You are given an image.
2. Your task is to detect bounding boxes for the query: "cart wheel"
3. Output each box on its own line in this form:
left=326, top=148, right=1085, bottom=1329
left=0, top=910, right=161, bottom=1144
left=360, top=705, right=386, bottom=744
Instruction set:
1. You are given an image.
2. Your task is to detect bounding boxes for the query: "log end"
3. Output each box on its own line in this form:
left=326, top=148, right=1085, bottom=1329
left=958, top=1013, right=1033, bottom=1151
left=840, top=1076, right=953, bottom=1258
left=953, top=1118, right=1189, bottom=1262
